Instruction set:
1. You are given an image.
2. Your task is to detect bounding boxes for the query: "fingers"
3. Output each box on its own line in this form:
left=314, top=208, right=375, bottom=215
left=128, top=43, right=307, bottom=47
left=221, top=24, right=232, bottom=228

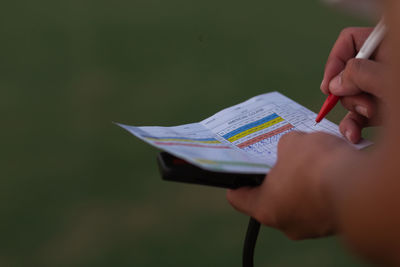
left=340, top=94, right=377, bottom=119
left=227, top=182, right=277, bottom=226
left=277, top=131, right=305, bottom=154
left=227, top=132, right=303, bottom=222
left=226, top=187, right=261, bottom=217
left=321, top=27, right=373, bottom=94
left=329, top=59, right=386, bottom=98
left=339, top=112, right=369, bottom=143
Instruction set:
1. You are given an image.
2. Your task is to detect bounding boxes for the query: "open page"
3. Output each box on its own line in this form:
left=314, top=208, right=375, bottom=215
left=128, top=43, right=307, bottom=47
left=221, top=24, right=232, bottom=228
left=119, top=92, right=371, bottom=174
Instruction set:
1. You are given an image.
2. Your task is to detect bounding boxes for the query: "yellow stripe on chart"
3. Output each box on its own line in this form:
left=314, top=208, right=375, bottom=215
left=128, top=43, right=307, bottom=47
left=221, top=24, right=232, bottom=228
left=227, top=117, right=284, bottom=142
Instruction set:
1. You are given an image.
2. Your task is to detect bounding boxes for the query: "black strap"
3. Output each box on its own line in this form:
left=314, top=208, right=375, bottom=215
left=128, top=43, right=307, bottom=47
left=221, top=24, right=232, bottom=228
left=243, top=217, right=261, bottom=267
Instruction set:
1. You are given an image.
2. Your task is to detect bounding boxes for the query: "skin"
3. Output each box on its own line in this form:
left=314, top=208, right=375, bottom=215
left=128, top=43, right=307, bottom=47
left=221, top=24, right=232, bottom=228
left=321, top=27, right=389, bottom=144
left=227, top=0, right=400, bottom=265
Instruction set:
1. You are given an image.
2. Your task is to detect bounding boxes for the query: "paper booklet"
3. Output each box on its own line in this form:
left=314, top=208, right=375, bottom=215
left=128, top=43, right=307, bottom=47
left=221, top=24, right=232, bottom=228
left=118, top=92, right=371, bottom=174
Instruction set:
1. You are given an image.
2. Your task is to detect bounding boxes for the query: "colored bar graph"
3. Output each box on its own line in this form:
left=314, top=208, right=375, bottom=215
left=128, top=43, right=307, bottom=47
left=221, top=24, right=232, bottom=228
left=227, top=117, right=284, bottom=142
left=237, top=124, right=293, bottom=148
left=223, top=113, right=279, bottom=140
left=223, top=113, right=286, bottom=142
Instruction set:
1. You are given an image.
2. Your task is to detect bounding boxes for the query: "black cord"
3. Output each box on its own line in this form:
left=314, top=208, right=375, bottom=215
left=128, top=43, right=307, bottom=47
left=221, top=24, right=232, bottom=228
left=243, top=217, right=261, bottom=267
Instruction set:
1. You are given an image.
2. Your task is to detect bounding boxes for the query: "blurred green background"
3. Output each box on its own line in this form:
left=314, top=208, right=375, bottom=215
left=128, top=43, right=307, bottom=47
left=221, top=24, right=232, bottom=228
left=1, top=0, right=373, bottom=266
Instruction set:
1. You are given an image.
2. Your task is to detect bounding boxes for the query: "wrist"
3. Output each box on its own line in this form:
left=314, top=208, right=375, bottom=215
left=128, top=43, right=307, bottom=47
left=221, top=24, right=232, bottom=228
left=317, top=143, right=360, bottom=235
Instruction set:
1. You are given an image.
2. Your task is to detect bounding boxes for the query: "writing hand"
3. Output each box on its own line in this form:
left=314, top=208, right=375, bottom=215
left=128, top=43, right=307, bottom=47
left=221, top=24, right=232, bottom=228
left=321, top=27, right=388, bottom=143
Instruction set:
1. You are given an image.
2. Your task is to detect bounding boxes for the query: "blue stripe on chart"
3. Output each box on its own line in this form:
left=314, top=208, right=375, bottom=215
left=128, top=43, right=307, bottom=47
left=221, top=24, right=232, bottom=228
left=222, top=113, right=279, bottom=139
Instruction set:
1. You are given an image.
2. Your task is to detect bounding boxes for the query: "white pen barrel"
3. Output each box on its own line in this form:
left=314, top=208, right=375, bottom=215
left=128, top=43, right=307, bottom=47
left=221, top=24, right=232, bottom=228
left=356, top=20, right=387, bottom=59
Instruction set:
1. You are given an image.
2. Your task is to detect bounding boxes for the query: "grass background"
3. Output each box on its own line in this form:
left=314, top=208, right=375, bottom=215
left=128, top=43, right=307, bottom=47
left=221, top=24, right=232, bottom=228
left=1, top=0, right=373, bottom=266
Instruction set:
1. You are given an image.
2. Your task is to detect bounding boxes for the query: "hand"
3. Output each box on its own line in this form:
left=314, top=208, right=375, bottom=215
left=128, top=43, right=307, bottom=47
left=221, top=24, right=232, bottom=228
left=227, top=131, right=356, bottom=240
left=321, top=27, right=389, bottom=143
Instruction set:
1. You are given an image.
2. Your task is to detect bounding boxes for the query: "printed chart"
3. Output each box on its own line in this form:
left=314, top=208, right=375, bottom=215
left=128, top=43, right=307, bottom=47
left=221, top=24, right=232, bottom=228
left=220, top=112, right=293, bottom=156
left=120, top=92, right=371, bottom=174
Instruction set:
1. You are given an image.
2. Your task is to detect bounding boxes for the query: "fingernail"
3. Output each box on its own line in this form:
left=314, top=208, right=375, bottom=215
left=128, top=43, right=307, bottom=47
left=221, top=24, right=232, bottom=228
left=320, top=80, right=325, bottom=91
left=355, top=105, right=368, bottom=118
left=345, top=130, right=352, bottom=142
left=329, top=72, right=343, bottom=93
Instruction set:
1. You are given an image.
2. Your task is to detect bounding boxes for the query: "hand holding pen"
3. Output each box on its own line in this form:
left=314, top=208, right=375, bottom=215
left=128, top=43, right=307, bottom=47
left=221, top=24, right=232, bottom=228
left=316, top=21, right=387, bottom=143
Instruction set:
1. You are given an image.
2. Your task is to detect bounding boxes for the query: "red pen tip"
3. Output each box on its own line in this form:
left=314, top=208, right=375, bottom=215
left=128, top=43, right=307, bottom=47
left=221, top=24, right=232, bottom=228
left=316, top=94, right=340, bottom=123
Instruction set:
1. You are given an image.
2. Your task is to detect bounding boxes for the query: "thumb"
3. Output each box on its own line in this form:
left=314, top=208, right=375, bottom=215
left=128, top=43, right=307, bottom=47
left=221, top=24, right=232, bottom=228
left=329, top=58, right=385, bottom=98
left=226, top=186, right=262, bottom=217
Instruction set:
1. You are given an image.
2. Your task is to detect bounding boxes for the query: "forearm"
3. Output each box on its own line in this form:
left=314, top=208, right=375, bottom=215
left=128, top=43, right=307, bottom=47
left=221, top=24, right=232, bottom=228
left=326, top=144, right=400, bottom=266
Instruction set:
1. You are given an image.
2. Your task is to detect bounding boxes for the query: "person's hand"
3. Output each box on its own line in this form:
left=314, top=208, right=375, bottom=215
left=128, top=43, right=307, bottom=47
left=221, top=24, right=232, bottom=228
left=227, top=131, right=357, bottom=240
left=321, top=27, right=389, bottom=143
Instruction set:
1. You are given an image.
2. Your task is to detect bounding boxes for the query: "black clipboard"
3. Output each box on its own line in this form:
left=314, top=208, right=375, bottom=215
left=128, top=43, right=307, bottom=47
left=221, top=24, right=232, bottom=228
left=157, top=152, right=265, bottom=189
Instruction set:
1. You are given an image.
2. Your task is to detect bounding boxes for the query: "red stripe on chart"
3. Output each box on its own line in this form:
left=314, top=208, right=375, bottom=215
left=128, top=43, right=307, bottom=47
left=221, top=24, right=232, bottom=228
left=154, top=142, right=230, bottom=149
left=237, top=124, right=293, bottom=148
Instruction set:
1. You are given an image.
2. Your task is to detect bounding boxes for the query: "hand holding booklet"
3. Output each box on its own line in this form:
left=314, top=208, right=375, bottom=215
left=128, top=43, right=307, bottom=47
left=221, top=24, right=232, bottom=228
left=118, top=92, right=370, bottom=174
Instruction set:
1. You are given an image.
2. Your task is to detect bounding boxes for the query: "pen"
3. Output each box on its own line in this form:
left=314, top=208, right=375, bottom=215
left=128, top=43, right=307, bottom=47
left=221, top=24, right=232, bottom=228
left=315, top=20, right=387, bottom=124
